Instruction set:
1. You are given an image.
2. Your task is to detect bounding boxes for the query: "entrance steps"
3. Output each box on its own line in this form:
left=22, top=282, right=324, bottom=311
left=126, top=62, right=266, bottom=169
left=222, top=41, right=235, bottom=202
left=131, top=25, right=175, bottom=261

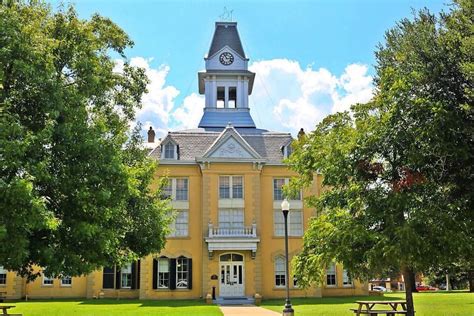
left=215, top=296, right=255, bottom=305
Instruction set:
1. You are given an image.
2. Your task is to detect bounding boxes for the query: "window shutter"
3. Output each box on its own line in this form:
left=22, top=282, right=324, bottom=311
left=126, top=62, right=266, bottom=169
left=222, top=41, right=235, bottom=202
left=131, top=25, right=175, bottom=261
left=131, top=262, right=137, bottom=289
left=115, top=266, right=121, bottom=289
left=176, top=145, right=180, bottom=160
left=152, top=259, right=158, bottom=290
left=102, top=267, right=115, bottom=289
left=137, top=260, right=141, bottom=290
left=187, top=258, right=193, bottom=289
left=169, top=259, right=177, bottom=290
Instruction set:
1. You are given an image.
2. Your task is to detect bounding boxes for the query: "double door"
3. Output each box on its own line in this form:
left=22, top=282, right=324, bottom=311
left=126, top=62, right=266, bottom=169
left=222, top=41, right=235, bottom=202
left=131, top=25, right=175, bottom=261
left=220, top=262, right=244, bottom=297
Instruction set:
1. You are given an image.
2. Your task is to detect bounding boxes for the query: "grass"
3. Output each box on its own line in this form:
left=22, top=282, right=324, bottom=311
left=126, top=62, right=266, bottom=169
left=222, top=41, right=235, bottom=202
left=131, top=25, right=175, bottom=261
left=261, top=291, right=474, bottom=316
left=5, top=299, right=223, bottom=316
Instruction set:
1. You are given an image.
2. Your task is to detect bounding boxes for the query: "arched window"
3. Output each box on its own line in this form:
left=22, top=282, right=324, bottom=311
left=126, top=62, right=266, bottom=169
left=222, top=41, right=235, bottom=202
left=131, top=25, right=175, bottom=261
left=275, top=256, right=286, bottom=287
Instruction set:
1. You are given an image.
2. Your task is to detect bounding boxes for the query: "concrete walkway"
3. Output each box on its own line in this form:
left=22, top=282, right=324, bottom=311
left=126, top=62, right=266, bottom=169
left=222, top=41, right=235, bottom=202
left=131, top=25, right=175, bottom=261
left=219, top=305, right=280, bottom=316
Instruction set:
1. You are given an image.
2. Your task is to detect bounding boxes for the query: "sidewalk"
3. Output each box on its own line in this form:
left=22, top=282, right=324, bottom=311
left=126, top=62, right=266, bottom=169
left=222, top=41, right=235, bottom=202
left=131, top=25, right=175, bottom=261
left=219, top=305, right=280, bottom=316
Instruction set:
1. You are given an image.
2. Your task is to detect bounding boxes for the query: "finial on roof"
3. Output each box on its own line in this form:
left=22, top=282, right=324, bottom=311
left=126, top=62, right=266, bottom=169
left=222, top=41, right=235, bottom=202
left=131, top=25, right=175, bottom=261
left=227, top=122, right=233, bottom=128
left=219, top=7, right=234, bottom=22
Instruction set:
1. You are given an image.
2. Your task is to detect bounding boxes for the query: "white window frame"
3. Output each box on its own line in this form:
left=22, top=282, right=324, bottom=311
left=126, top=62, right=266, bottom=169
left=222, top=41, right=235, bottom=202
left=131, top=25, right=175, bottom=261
left=219, top=176, right=244, bottom=199
left=61, top=276, right=72, bottom=287
left=157, top=258, right=170, bottom=289
left=343, top=269, right=353, bottom=287
left=218, top=209, right=244, bottom=229
left=326, top=263, right=336, bottom=287
left=161, top=141, right=178, bottom=159
left=168, top=210, right=189, bottom=237
left=163, top=178, right=189, bottom=201
left=0, top=266, right=6, bottom=285
left=42, top=274, right=54, bottom=286
left=274, top=256, right=286, bottom=288
left=273, top=209, right=303, bottom=237
left=273, top=178, right=301, bottom=201
left=121, top=264, right=132, bottom=289
left=176, top=257, right=189, bottom=289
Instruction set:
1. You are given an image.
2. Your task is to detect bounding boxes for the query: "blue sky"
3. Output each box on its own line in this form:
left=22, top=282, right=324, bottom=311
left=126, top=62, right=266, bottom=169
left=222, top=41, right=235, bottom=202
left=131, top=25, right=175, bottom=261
left=51, top=0, right=446, bottom=138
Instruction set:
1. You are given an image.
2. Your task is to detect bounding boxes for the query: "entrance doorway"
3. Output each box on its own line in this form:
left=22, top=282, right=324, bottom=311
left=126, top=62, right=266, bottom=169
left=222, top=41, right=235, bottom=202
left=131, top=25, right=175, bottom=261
left=219, top=253, right=244, bottom=297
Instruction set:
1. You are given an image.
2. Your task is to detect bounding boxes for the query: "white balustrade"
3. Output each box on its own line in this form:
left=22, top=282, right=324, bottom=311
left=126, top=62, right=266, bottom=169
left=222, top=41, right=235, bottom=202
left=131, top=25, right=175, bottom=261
left=208, top=222, right=257, bottom=238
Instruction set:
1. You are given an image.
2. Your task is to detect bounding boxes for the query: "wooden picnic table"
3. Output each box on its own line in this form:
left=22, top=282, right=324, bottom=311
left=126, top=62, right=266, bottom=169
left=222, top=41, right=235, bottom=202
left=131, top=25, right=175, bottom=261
left=0, top=305, right=15, bottom=315
left=351, top=300, right=408, bottom=316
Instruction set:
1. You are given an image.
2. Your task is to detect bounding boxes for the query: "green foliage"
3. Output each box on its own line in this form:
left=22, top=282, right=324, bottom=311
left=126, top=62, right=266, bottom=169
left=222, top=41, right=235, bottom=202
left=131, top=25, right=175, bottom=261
left=0, top=1, right=172, bottom=279
left=288, top=0, right=473, bottom=293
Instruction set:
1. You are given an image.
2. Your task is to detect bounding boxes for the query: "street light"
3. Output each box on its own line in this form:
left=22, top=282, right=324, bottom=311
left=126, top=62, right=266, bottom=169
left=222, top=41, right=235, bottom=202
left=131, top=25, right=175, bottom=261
left=281, top=198, right=294, bottom=316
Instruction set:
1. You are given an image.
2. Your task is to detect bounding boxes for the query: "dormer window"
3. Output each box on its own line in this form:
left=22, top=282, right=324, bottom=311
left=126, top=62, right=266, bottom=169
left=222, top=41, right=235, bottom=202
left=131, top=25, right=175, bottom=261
left=282, top=144, right=293, bottom=159
left=161, top=141, right=178, bottom=159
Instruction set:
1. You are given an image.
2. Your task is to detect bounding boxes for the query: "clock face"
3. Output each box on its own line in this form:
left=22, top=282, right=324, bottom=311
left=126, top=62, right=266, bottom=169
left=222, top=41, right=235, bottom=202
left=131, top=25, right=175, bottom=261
left=219, top=52, right=234, bottom=65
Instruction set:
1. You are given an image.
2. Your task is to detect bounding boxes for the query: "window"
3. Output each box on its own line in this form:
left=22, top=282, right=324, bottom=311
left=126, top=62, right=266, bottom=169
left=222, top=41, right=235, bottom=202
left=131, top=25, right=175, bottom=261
left=168, top=210, right=189, bottom=237
left=121, top=264, right=132, bottom=289
left=175, top=179, right=188, bottom=201
left=164, top=142, right=176, bottom=159
left=102, top=266, right=115, bottom=289
left=61, top=276, right=72, bottom=287
left=157, top=258, right=170, bottom=288
left=275, top=257, right=286, bottom=287
left=293, top=275, right=299, bottom=287
left=273, top=210, right=303, bottom=236
left=0, top=266, right=6, bottom=285
left=343, top=269, right=352, bottom=286
left=282, top=144, right=293, bottom=158
left=326, top=263, right=336, bottom=286
left=163, top=178, right=189, bottom=201
left=228, top=87, right=237, bottom=108
left=219, top=209, right=244, bottom=230
left=217, top=87, right=225, bottom=108
left=219, top=176, right=243, bottom=199
left=162, top=181, right=172, bottom=199
left=42, top=274, right=54, bottom=286
left=273, top=178, right=301, bottom=201
left=176, top=257, right=189, bottom=289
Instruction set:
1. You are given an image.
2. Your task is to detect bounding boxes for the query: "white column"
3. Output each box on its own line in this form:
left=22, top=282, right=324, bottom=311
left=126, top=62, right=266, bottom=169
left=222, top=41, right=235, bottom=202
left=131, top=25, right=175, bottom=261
left=243, top=78, right=249, bottom=109
left=224, top=86, right=229, bottom=108
left=211, top=76, right=217, bottom=108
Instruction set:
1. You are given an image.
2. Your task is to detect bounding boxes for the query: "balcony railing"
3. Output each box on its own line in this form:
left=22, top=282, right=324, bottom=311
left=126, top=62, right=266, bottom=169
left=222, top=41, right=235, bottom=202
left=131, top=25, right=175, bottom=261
left=208, top=223, right=257, bottom=238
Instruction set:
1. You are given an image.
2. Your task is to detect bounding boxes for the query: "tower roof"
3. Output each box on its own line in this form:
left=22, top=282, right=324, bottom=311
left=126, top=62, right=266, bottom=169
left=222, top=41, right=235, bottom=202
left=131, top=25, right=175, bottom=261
left=207, top=22, right=246, bottom=59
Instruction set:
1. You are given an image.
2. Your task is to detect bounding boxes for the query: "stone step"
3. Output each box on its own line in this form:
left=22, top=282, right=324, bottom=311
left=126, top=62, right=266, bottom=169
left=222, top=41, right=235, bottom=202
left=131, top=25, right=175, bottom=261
left=215, top=296, right=256, bottom=306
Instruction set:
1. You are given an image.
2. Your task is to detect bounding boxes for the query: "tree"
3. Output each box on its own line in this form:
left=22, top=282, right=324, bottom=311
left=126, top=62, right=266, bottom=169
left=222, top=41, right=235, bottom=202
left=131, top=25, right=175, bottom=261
left=288, top=1, right=473, bottom=314
left=0, top=1, right=172, bottom=280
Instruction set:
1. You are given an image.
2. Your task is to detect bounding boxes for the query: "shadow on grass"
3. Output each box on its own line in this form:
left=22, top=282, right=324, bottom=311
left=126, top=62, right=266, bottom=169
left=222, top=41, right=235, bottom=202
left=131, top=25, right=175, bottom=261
left=262, top=295, right=406, bottom=307
left=79, top=299, right=210, bottom=307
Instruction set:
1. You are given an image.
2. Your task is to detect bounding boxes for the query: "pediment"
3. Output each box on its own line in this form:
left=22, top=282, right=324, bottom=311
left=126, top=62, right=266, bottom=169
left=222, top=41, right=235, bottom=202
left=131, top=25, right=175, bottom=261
left=202, top=126, right=262, bottom=160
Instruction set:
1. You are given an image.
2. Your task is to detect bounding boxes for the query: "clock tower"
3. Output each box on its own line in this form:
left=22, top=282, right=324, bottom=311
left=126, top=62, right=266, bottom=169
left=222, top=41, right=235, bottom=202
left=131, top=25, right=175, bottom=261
left=198, top=22, right=256, bottom=129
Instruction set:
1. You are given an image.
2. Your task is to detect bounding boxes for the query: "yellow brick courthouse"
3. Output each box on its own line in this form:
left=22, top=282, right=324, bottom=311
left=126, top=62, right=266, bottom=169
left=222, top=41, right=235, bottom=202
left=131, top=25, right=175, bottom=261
left=0, top=22, right=367, bottom=301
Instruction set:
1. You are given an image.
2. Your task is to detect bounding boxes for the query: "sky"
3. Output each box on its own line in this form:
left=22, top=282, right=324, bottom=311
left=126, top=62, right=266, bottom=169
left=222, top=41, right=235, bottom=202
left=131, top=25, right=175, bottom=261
left=50, top=0, right=447, bottom=138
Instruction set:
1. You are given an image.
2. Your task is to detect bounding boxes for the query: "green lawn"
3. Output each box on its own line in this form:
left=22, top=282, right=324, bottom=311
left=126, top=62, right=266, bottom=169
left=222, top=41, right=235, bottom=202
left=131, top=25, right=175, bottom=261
left=6, top=299, right=223, bottom=316
left=262, top=292, right=474, bottom=316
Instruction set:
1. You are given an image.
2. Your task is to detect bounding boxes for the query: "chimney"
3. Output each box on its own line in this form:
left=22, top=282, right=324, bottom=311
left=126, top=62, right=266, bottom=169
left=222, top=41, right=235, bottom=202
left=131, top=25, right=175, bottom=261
left=147, top=126, right=156, bottom=143
left=297, top=128, right=305, bottom=140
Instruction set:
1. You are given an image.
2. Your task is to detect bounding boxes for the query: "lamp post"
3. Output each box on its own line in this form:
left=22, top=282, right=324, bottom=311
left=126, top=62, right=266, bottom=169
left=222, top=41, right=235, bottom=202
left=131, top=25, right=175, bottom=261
left=281, top=198, right=294, bottom=316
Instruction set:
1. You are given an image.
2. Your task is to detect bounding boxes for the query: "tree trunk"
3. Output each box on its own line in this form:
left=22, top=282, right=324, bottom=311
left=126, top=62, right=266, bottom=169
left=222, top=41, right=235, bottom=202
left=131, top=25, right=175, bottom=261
left=469, top=270, right=474, bottom=293
left=402, top=266, right=416, bottom=316
left=409, top=269, right=418, bottom=292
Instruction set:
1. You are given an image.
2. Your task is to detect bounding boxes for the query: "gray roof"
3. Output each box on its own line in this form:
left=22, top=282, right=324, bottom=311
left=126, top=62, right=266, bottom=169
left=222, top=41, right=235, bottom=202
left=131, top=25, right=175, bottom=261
left=150, top=128, right=293, bottom=163
left=198, top=109, right=256, bottom=128
left=207, top=22, right=246, bottom=59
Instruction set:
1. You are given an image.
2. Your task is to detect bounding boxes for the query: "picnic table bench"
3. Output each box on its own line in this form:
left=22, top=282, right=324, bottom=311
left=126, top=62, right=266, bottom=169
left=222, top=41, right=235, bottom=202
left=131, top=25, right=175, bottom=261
left=0, top=305, right=21, bottom=315
left=351, top=300, right=409, bottom=316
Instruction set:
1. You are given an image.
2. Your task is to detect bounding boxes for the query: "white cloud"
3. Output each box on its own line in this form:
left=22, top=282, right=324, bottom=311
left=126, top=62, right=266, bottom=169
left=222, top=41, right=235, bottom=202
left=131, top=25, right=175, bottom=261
left=171, top=93, right=204, bottom=130
left=249, top=59, right=374, bottom=135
